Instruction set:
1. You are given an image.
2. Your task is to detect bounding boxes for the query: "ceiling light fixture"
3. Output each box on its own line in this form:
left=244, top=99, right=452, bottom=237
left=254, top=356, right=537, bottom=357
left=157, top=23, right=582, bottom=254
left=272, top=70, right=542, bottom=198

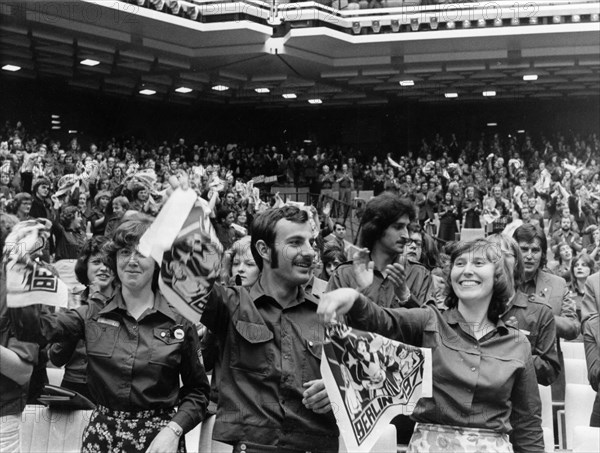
left=529, top=17, right=538, bottom=25
left=444, top=92, right=458, bottom=98
left=282, top=93, right=297, bottom=99
left=80, top=59, right=100, bottom=67
left=483, top=90, right=497, bottom=97
left=255, top=88, right=270, bottom=93
left=175, top=86, right=193, bottom=93
left=462, top=20, right=471, bottom=28
left=487, top=122, right=498, bottom=127
left=308, top=99, right=322, bottom=104
left=391, top=20, right=400, bottom=32
left=399, top=80, right=414, bottom=87
left=410, top=18, right=419, bottom=31
left=371, top=20, right=381, bottom=33
left=552, top=16, right=562, bottom=24
left=429, top=17, right=438, bottom=30
left=2, top=64, right=21, bottom=72
left=139, top=89, right=156, bottom=95
left=477, top=19, right=486, bottom=27
left=446, top=21, right=456, bottom=29
left=211, top=85, right=229, bottom=91
left=493, top=18, right=503, bottom=27
left=511, top=17, right=520, bottom=26
left=571, top=15, right=581, bottom=23
left=523, top=74, right=538, bottom=81
left=517, top=130, right=526, bottom=133
left=352, top=22, right=361, bottom=34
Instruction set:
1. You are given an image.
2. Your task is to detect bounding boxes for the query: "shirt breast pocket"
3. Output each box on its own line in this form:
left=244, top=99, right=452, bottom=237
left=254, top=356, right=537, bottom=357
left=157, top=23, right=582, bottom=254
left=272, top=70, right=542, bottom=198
left=302, top=338, right=323, bottom=383
left=231, top=320, right=274, bottom=375
left=86, top=322, right=119, bottom=358
left=150, top=328, right=184, bottom=367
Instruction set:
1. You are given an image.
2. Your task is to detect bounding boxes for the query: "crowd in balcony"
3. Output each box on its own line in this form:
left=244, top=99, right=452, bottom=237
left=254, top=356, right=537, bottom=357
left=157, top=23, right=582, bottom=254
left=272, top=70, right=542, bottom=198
left=1, top=116, right=599, bottom=452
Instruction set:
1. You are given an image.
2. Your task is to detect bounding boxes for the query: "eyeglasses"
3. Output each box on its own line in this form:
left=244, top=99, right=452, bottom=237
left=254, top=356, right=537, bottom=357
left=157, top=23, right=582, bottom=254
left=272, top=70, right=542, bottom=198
left=404, top=238, right=423, bottom=248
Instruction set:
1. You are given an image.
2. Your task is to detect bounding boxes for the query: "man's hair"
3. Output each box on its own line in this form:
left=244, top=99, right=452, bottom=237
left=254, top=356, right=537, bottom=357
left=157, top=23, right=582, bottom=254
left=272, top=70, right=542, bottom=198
left=59, top=205, right=80, bottom=229
left=217, top=207, right=233, bottom=223
left=334, top=221, right=346, bottom=230
left=487, top=233, right=524, bottom=288
left=251, top=206, right=310, bottom=271
left=75, top=236, right=110, bottom=286
left=512, top=223, right=548, bottom=268
left=358, top=193, right=415, bottom=250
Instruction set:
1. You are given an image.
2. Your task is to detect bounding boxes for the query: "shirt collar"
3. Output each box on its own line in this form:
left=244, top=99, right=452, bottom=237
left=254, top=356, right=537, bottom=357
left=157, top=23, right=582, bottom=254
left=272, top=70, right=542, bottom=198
left=99, top=290, right=178, bottom=322
left=444, top=307, right=509, bottom=335
left=249, top=277, right=318, bottom=308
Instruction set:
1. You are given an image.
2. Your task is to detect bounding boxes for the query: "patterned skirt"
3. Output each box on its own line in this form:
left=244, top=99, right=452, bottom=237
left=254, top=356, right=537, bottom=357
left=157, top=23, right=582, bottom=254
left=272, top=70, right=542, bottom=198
left=408, top=423, right=514, bottom=453
left=81, top=405, right=186, bottom=453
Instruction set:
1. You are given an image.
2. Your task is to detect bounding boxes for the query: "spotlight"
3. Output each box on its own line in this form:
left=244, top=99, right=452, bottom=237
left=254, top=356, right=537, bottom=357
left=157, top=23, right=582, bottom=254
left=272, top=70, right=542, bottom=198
left=371, top=20, right=381, bottom=33
left=410, top=18, right=419, bottom=31
left=529, top=17, right=538, bottom=25
left=483, top=90, right=496, bottom=97
left=183, top=4, right=199, bottom=20
left=511, top=17, right=520, bottom=26
left=167, top=0, right=180, bottom=14
left=523, top=74, right=538, bottom=81
left=444, top=92, right=458, bottom=98
left=352, top=22, right=361, bottom=34
left=493, top=18, right=503, bottom=27
left=571, top=15, right=581, bottom=23
left=429, top=17, right=438, bottom=30
left=446, top=21, right=455, bottom=29
left=477, top=19, right=486, bottom=27
left=592, top=14, right=599, bottom=21
left=552, top=16, right=562, bottom=24
left=149, top=0, right=165, bottom=11
left=462, top=20, right=471, bottom=28
left=391, top=20, right=400, bottom=32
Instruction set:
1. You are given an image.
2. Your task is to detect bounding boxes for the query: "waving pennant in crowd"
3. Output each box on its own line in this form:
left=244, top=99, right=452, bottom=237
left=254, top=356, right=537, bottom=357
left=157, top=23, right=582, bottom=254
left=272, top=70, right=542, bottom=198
left=2, top=220, right=68, bottom=308
left=139, top=188, right=223, bottom=323
left=321, top=324, right=432, bottom=453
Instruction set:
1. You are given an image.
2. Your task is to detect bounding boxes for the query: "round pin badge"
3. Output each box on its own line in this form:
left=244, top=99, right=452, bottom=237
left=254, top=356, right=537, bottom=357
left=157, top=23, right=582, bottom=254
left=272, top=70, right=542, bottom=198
left=174, top=328, right=185, bottom=340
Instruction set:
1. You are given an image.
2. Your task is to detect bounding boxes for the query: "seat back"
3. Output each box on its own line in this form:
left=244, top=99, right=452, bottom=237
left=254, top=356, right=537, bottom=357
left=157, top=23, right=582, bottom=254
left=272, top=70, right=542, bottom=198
left=560, top=341, right=585, bottom=360
left=20, top=405, right=92, bottom=453
left=564, top=358, right=590, bottom=385
left=564, top=383, right=597, bottom=449
left=571, top=426, right=600, bottom=453
left=459, top=228, right=486, bottom=242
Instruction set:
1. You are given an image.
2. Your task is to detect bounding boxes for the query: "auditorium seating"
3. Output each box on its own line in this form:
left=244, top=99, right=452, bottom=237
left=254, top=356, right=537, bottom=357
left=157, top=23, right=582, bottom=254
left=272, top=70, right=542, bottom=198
left=564, top=358, right=590, bottom=385
left=561, top=340, right=586, bottom=360
left=563, top=383, right=597, bottom=449
left=538, top=384, right=555, bottom=452
left=571, top=426, right=600, bottom=453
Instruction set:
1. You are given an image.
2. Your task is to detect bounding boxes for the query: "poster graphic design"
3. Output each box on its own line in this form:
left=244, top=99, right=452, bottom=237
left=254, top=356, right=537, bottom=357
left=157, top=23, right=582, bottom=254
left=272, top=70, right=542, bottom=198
left=321, top=325, right=432, bottom=452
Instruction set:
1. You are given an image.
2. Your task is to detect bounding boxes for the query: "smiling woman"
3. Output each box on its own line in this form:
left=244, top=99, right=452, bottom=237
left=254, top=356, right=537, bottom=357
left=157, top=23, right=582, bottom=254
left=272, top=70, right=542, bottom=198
left=11, top=216, right=210, bottom=452
left=318, top=238, right=544, bottom=453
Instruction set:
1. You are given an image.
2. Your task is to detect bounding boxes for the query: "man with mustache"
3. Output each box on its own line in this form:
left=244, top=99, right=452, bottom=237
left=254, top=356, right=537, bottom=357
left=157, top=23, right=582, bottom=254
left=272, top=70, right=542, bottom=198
left=201, top=206, right=338, bottom=453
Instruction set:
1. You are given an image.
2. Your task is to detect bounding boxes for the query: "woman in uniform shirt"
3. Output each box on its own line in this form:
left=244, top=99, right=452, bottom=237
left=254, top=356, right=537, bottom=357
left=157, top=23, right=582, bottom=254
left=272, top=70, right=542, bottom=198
left=13, top=216, right=209, bottom=452
left=319, top=238, right=544, bottom=453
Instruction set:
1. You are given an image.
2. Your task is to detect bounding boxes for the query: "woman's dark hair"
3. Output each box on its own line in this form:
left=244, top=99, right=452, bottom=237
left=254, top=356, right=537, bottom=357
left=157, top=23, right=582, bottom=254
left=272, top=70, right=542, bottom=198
left=251, top=205, right=309, bottom=271
left=322, top=246, right=347, bottom=268
left=512, top=223, right=548, bottom=268
left=444, top=239, right=513, bottom=323
left=59, top=205, right=80, bottom=229
left=103, top=215, right=158, bottom=290
left=358, top=193, right=416, bottom=250
left=75, top=236, right=110, bottom=286
left=571, top=253, right=595, bottom=278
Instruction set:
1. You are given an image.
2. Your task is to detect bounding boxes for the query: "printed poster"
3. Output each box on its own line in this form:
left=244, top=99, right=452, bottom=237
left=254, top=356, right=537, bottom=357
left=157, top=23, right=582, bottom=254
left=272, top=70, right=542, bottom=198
left=321, top=324, right=432, bottom=453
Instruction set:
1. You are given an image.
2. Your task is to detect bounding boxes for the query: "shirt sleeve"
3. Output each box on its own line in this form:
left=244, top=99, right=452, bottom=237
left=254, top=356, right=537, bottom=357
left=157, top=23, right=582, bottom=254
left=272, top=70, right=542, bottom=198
left=532, top=307, right=561, bottom=386
left=583, top=318, right=600, bottom=392
left=347, top=294, right=429, bottom=344
left=200, top=284, right=232, bottom=338
left=48, top=340, right=78, bottom=368
left=171, top=321, right=210, bottom=433
left=554, top=285, right=580, bottom=340
left=509, top=349, right=545, bottom=453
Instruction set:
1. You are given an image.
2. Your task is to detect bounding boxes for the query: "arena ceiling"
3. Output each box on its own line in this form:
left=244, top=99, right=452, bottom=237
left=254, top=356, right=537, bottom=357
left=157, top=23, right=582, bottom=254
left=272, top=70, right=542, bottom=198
left=1, top=0, right=599, bottom=108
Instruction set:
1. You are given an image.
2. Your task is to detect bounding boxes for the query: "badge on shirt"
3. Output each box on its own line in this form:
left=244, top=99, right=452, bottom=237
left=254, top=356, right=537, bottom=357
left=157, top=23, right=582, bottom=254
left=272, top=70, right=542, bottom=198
left=170, top=325, right=185, bottom=340
left=97, top=317, right=120, bottom=328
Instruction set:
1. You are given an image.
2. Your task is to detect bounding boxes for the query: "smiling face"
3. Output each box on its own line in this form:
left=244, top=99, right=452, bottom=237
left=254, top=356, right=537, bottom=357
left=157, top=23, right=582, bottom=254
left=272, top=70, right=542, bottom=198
left=87, top=253, right=114, bottom=291
left=267, top=219, right=315, bottom=287
left=116, top=246, right=155, bottom=291
left=451, top=248, right=496, bottom=306
left=231, top=246, right=259, bottom=287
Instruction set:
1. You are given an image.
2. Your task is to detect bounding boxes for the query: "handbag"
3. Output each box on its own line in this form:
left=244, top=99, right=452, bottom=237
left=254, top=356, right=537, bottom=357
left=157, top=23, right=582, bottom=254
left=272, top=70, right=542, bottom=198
left=37, top=384, right=96, bottom=410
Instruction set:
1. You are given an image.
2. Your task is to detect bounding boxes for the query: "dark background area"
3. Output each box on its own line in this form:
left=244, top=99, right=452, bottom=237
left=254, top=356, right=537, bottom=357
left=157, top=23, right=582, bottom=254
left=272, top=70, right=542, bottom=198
left=2, top=77, right=599, bottom=154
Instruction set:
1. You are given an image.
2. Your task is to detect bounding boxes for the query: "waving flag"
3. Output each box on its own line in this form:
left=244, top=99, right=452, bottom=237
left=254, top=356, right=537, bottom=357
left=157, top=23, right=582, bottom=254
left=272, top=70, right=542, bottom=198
left=321, top=324, right=432, bottom=453
left=139, top=189, right=223, bottom=323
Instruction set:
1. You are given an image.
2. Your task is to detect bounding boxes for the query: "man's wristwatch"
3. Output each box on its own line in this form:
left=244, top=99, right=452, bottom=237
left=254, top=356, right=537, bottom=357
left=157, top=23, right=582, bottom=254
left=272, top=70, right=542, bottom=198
left=166, top=421, right=183, bottom=437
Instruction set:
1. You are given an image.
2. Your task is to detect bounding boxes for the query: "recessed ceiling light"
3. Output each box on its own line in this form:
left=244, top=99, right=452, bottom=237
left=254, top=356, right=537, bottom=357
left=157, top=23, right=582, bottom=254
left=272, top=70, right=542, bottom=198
left=517, top=130, right=525, bottom=133
left=399, top=80, right=414, bottom=87
left=212, top=85, right=229, bottom=91
left=308, top=99, right=322, bottom=104
left=2, top=64, right=21, bottom=72
left=80, top=59, right=100, bottom=67
left=444, top=92, right=458, bottom=98
left=487, top=122, right=498, bottom=127
left=483, top=90, right=496, bottom=97
left=255, top=88, right=270, bottom=94
left=175, top=86, right=193, bottom=94
left=523, top=74, right=538, bottom=81
left=139, top=89, right=156, bottom=96
left=282, top=93, right=297, bottom=99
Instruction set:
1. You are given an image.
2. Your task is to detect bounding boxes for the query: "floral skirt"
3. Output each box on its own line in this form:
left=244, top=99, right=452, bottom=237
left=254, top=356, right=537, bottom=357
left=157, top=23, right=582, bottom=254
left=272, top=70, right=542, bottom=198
left=408, top=423, right=514, bottom=453
left=81, top=405, right=186, bottom=453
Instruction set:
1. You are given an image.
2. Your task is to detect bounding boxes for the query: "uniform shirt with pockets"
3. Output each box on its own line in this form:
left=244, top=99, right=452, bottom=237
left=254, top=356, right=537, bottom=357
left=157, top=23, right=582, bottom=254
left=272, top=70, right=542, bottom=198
left=347, top=296, right=544, bottom=453
left=201, top=281, right=339, bottom=452
left=38, top=290, right=209, bottom=434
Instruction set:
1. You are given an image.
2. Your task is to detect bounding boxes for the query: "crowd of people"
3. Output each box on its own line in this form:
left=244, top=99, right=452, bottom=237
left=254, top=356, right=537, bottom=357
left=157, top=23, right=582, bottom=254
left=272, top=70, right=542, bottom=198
left=0, top=118, right=599, bottom=453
